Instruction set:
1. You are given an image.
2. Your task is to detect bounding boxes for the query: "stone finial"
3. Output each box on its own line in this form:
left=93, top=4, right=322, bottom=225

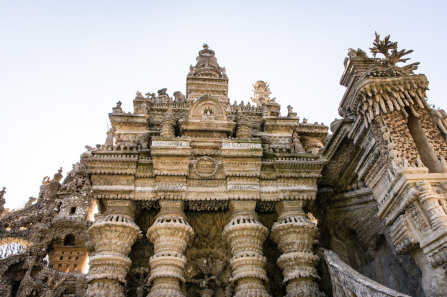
left=188, top=44, right=227, bottom=80
left=173, top=91, right=185, bottom=103
left=251, top=80, right=275, bottom=107
left=113, top=101, right=123, bottom=113
left=347, top=48, right=368, bottom=59
left=53, top=167, right=63, bottom=183
left=157, top=88, right=167, bottom=96
left=156, top=88, right=171, bottom=103
left=105, top=128, right=114, bottom=146
left=0, top=187, right=5, bottom=215
left=287, top=105, right=297, bottom=118
left=370, top=32, right=419, bottom=72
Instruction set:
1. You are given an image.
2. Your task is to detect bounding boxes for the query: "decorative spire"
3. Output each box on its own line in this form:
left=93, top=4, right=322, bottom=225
left=251, top=80, right=275, bottom=106
left=188, top=44, right=227, bottom=78
left=369, top=32, right=419, bottom=73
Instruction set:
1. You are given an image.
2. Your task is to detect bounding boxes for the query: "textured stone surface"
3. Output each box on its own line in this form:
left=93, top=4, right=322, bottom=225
left=1, top=37, right=446, bottom=297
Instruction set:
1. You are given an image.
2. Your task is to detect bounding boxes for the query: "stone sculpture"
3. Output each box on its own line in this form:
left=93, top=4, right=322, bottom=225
left=1, top=37, right=446, bottom=297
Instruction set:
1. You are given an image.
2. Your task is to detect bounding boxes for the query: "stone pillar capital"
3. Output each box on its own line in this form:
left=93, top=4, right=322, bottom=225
left=103, top=199, right=137, bottom=219
left=158, top=199, right=185, bottom=214
left=86, top=200, right=140, bottom=297
left=228, top=200, right=257, bottom=219
left=275, top=200, right=305, bottom=219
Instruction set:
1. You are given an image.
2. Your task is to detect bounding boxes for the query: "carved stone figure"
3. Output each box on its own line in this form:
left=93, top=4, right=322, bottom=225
left=157, top=88, right=171, bottom=103
left=292, top=132, right=305, bottom=152
left=251, top=80, right=275, bottom=106
left=105, top=128, right=114, bottom=146
left=24, top=197, right=37, bottom=207
left=174, top=91, right=185, bottom=103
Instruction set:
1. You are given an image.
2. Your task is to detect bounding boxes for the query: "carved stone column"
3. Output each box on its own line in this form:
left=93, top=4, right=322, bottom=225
left=86, top=200, right=141, bottom=297
left=271, top=200, right=323, bottom=297
left=236, top=116, right=251, bottom=139
left=222, top=200, right=270, bottom=297
left=146, top=200, right=194, bottom=297
left=160, top=108, right=175, bottom=137
left=416, top=180, right=447, bottom=230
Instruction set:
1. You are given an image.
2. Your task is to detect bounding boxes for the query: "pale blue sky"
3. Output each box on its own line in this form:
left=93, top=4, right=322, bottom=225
left=1, top=0, right=446, bottom=209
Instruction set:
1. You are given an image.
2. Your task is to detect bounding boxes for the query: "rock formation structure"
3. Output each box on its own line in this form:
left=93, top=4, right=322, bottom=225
left=1, top=36, right=446, bottom=297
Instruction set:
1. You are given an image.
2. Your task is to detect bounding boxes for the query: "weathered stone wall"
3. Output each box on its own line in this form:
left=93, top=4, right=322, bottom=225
left=417, top=107, right=447, bottom=159
left=382, top=111, right=420, bottom=164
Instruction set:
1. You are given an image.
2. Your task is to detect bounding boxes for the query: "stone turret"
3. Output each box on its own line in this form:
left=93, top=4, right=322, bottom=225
left=186, top=44, right=229, bottom=103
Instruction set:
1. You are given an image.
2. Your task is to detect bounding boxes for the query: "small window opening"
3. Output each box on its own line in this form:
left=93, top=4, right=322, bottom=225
left=69, top=207, right=76, bottom=215
left=64, top=234, right=76, bottom=246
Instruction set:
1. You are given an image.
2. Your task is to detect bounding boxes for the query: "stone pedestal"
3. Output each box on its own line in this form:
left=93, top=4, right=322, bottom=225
left=222, top=200, right=270, bottom=297
left=146, top=200, right=194, bottom=297
left=86, top=200, right=141, bottom=297
left=271, top=201, right=323, bottom=297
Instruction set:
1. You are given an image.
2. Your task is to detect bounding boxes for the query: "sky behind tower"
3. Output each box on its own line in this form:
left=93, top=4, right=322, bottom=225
left=1, top=0, right=446, bottom=210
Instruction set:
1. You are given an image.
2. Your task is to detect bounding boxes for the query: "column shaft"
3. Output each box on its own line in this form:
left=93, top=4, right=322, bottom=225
left=222, top=200, right=270, bottom=297
left=86, top=200, right=141, bottom=297
left=146, top=200, right=194, bottom=297
left=271, top=200, right=323, bottom=297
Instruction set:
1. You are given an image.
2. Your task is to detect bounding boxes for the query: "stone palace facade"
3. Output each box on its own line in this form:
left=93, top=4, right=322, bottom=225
left=1, top=35, right=447, bottom=297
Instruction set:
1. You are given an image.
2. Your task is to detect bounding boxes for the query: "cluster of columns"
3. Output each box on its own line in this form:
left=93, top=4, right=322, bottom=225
left=86, top=199, right=323, bottom=297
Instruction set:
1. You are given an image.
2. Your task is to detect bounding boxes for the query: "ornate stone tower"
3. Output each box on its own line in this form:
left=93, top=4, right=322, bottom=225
left=322, top=33, right=447, bottom=297
left=81, top=45, right=328, bottom=297
left=186, top=44, right=229, bottom=103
